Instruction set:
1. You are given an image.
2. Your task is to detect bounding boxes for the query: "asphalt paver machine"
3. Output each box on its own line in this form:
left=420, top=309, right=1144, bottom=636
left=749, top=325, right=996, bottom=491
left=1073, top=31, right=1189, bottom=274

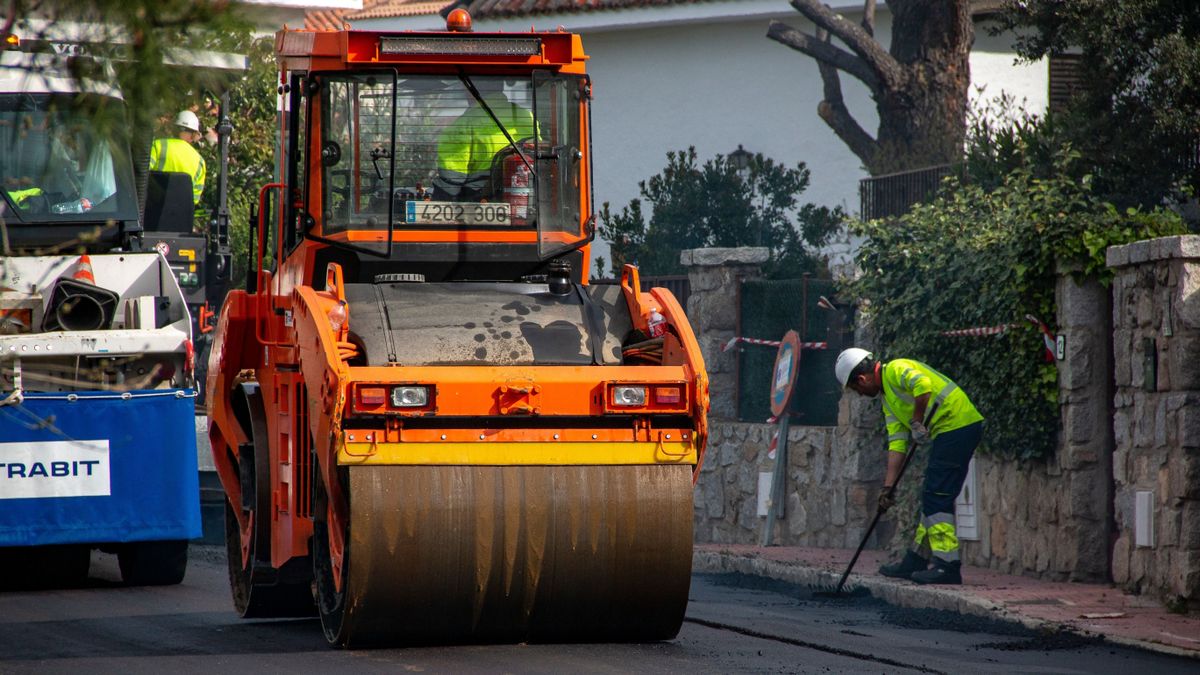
left=207, top=11, right=709, bottom=646
left=0, top=23, right=230, bottom=587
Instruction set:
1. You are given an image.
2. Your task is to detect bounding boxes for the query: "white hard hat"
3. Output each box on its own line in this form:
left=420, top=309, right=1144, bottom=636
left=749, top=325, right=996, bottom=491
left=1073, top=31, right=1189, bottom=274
left=835, top=347, right=873, bottom=387
left=174, top=110, right=200, bottom=133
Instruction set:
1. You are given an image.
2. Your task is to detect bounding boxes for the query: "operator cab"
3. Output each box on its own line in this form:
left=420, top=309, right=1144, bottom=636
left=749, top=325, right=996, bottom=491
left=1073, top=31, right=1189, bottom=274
left=276, top=22, right=593, bottom=284
left=0, top=89, right=140, bottom=251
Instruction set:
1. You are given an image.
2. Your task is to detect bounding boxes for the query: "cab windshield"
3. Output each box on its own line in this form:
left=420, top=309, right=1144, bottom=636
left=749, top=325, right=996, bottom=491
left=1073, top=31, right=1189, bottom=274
left=320, top=72, right=586, bottom=253
left=0, top=94, right=137, bottom=222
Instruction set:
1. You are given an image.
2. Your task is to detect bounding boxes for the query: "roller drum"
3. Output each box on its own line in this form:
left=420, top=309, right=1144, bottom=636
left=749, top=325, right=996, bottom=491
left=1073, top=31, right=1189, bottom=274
left=327, top=463, right=693, bottom=646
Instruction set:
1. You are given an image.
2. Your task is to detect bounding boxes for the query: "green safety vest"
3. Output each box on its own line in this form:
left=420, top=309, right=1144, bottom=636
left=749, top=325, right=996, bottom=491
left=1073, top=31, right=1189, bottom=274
left=149, top=137, right=206, bottom=205
left=880, top=358, right=983, bottom=453
left=8, top=186, right=43, bottom=207
left=436, top=97, right=535, bottom=176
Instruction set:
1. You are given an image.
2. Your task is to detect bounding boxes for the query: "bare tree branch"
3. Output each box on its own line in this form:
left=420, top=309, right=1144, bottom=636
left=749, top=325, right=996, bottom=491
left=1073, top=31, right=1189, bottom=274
left=862, top=0, right=876, bottom=37
left=767, top=20, right=881, bottom=95
left=814, top=28, right=878, bottom=168
left=787, top=0, right=902, bottom=89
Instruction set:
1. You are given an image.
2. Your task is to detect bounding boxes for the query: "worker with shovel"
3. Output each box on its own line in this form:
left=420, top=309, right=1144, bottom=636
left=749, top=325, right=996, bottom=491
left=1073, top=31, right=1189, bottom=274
left=835, top=348, right=984, bottom=585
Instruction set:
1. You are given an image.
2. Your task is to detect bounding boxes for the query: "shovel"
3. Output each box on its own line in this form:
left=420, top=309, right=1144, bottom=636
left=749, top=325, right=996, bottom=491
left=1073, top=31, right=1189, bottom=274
left=818, top=403, right=940, bottom=598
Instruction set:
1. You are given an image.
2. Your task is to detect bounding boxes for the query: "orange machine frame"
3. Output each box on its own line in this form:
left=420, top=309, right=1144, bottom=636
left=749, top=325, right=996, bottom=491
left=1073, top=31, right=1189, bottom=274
left=207, top=24, right=708, bottom=589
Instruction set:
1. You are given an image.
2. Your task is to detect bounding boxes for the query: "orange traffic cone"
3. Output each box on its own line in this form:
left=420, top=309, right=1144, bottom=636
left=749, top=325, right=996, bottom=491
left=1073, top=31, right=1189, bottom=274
left=71, top=255, right=97, bottom=285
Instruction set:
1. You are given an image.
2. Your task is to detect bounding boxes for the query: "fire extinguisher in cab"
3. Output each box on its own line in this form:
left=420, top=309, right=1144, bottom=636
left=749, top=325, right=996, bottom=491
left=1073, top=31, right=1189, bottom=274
left=502, top=152, right=532, bottom=225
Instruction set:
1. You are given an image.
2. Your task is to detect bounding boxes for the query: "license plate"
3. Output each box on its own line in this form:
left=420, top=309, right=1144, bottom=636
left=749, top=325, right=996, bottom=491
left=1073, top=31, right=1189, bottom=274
left=405, top=201, right=511, bottom=226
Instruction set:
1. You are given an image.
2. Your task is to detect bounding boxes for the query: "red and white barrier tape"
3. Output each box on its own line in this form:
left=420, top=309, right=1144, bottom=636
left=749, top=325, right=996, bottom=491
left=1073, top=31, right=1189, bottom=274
left=1026, top=314, right=1057, bottom=363
left=720, top=337, right=828, bottom=353
left=940, top=314, right=1056, bottom=362
left=939, top=324, right=1020, bottom=337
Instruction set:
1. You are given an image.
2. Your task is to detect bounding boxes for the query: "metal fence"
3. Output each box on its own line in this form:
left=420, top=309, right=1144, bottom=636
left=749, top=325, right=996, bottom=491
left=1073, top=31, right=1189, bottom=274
left=642, top=275, right=690, bottom=312
left=591, top=275, right=690, bottom=315
left=859, top=163, right=960, bottom=221
left=735, top=277, right=852, bottom=425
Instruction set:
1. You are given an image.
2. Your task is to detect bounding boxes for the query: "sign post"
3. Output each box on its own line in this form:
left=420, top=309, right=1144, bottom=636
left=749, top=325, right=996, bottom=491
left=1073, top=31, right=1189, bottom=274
left=762, top=330, right=800, bottom=546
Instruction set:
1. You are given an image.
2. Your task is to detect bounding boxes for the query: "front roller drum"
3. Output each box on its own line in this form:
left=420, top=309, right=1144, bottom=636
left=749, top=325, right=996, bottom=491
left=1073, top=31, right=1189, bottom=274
left=317, top=463, right=693, bottom=647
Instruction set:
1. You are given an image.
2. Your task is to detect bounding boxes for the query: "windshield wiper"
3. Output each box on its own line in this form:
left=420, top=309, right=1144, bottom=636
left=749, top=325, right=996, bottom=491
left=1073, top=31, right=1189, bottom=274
left=456, top=71, right=536, bottom=177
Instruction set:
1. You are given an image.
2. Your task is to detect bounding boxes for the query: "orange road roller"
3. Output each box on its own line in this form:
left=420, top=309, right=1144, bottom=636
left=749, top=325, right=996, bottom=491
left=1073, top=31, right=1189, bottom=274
left=207, top=12, right=708, bottom=647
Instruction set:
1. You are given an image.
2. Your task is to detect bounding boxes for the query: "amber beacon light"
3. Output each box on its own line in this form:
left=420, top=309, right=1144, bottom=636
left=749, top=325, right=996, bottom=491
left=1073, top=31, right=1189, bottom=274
left=446, top=8, right=473, bottom=32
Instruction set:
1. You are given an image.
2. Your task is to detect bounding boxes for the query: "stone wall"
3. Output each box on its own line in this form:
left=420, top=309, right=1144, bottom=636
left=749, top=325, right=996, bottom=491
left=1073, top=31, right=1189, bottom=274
left=684, top=246, right=1124, bottom=585
left=681, top=247, right=770, bottom=421
left=1107, top=235, right=1200, bottom=608
left=961, top=271, right=1113, bottom=582
left=685, top=247, right=885, bottom=548
left=692, top=398, right=887, bottom=548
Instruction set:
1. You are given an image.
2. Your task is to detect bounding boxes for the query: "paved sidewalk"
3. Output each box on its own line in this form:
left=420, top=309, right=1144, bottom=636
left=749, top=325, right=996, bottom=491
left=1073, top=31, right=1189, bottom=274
left=693, top=544, right=1200, bottom=660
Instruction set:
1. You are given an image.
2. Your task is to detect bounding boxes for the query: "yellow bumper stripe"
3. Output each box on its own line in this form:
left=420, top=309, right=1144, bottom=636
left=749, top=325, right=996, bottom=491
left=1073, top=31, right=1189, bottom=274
left=338, top=440, right=697, bottom=466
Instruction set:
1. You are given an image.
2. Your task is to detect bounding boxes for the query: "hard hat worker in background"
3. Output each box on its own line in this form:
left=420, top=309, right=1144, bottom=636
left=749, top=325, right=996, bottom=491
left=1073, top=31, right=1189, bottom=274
left=432, top=80, right=534, bottom=201
left=149, top=110, right=206, bottom=205
left=835, top=348, right=984, bottom=585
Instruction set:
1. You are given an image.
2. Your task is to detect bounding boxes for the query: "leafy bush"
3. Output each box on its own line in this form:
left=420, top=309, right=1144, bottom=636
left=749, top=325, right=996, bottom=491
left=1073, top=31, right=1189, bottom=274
left=997, top=0, right=1200, bottom=212
left=598, top=147, right=843, bottom=279
left=850, top=148, right=1184, bottom=460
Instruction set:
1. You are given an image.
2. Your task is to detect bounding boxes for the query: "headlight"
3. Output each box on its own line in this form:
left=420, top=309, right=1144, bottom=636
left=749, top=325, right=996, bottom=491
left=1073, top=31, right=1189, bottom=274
left=392, top=386, right=429, bottom=407
left=603, top=382, right=688, bottom=413
left=611, top=386, right=647, bottom=407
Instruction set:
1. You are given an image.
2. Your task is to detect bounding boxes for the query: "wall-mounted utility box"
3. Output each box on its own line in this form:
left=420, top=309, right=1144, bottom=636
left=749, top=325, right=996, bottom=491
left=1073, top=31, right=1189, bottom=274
left=757, top=472, right=772, bottom=517
left=1135, top=490, right=1155, bottom=548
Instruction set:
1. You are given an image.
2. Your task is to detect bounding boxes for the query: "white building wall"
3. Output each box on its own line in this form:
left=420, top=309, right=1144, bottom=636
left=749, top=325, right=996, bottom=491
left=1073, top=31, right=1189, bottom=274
left=356, top=3, right=1048, bottom=270
left=970, top=27, right=1049, bottom=117
left=584, top=17, right=875, bottom=219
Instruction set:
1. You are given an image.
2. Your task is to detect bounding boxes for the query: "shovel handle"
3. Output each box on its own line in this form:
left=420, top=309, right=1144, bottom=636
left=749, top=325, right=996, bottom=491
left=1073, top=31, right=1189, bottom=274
left=833, top=402, right=940, bottom=594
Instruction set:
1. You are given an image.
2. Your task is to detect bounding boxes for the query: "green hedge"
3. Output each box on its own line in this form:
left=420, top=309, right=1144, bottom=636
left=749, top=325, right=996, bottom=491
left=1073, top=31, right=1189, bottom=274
left=848, top=153, right=1183, bottom=461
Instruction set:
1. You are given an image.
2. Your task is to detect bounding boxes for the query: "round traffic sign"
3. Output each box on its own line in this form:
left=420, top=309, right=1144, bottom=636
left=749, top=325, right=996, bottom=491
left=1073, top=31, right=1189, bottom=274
left=769, top=330, right=801, bottom=417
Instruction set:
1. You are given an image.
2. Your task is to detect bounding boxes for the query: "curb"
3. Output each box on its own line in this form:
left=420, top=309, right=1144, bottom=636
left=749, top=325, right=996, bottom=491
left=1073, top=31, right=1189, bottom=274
left=692, top=550, right=1199, bottom=661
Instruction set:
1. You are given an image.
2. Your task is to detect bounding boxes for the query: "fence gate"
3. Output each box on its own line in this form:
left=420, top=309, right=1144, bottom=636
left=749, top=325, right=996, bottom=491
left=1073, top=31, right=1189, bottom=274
left=736, top=277, right=850, bottom=425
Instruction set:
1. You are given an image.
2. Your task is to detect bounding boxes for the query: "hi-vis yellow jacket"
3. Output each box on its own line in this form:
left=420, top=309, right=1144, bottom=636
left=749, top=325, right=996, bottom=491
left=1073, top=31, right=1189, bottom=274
left=881, top=359, right=983, bottom=454
left=149, top=138, right=206, bottom=205
left=432, top=95, right=536, bottom=200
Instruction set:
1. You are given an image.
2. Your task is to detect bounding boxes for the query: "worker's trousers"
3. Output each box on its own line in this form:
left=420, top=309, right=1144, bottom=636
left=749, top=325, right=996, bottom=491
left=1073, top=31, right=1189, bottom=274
left=913, top=421, right=983, bottom=563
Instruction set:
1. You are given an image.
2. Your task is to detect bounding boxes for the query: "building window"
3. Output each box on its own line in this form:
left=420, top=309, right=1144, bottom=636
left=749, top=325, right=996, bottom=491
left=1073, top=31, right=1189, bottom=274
left=1048, top=53, right=1084, bottom=115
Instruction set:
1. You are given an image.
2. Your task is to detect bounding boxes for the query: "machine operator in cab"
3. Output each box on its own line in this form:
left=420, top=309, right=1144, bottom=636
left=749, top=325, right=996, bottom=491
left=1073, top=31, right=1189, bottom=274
left=431, top=79, right=534, bottom=202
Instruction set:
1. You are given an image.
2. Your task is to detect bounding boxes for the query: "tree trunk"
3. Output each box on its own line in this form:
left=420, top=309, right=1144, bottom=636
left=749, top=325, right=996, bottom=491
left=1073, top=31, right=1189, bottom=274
left=875, top=0, right=973, bottom=173
left=768, top=0, right=974, bottom=176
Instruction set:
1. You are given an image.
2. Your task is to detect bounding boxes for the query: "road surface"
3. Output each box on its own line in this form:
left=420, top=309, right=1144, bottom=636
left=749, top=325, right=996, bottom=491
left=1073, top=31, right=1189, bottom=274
left=0, top=546, right=1194, bottom=674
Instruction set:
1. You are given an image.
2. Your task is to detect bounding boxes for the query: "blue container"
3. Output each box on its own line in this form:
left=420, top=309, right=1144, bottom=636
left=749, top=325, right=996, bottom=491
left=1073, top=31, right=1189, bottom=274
left=0, top=389, right=201, bottom=546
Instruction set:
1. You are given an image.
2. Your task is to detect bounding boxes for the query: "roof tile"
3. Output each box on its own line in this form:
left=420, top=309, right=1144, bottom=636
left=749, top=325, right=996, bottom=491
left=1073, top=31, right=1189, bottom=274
left=305, top=0, right=448, bottom=29
left=304, top=8, right=350, bottom=30
left=457, top=0, right=709, bottom=19
left=308, top=0, right=1004, bottom=27
left=348, top=0, right=452, bottom=19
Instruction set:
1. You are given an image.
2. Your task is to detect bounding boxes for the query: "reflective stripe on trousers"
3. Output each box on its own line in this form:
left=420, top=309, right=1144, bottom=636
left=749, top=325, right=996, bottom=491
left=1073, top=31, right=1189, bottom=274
left=913, top=513, right=960, bottom=562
